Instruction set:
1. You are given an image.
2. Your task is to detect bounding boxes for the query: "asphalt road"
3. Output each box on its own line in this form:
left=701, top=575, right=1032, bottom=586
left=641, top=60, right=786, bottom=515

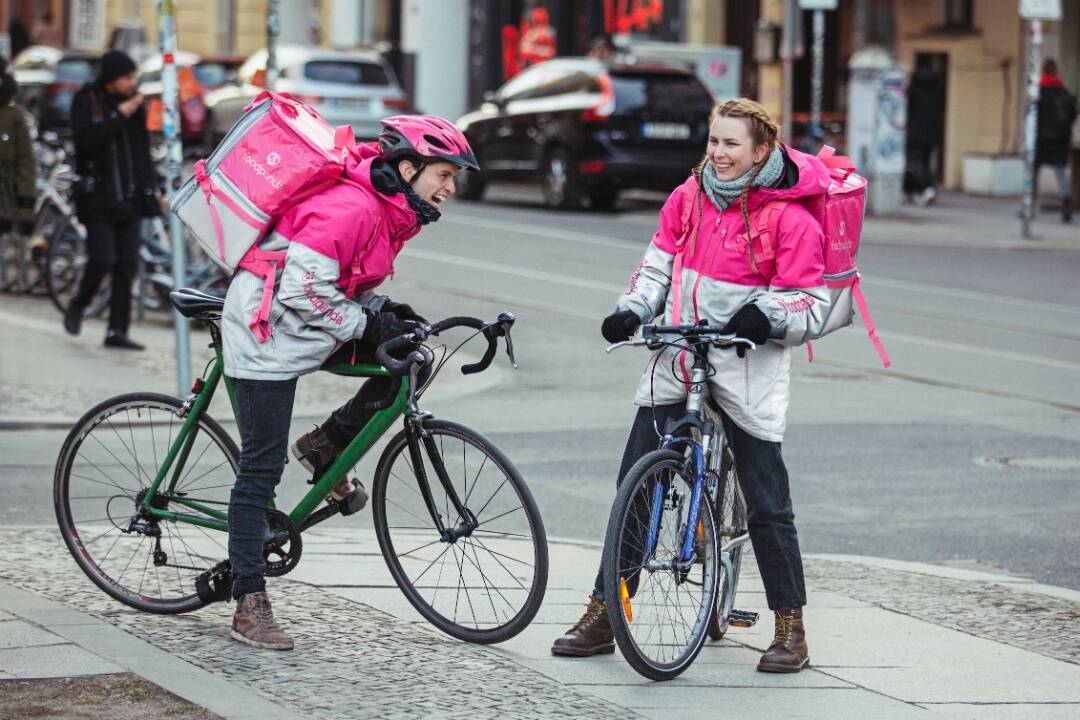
left=2, top=184, right=1079, bottom=592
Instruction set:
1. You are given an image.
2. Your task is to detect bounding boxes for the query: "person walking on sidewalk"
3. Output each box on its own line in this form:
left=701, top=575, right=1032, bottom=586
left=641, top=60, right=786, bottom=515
left=905, top=55, right=944, bottom=207
left=0, top=57, right=35, bottom=245
left=1035, top=59, right=1077, bottom=223
left=551, top=98, right=834, bottom=674
left=63, top=50, right=160, bottom=350
left=221, top=115, right=478, bottom=651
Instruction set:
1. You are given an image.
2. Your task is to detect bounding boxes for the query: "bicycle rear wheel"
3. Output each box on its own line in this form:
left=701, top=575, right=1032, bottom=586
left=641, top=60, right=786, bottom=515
left=54, top=393, right=239, bottom=614
left=47, top=225, right=110, bottom=318
left=603, top=449, right=718, bottom=680
left=707, top=441, right=748, bottom=640
left=372, top=419, right=548, bottom=644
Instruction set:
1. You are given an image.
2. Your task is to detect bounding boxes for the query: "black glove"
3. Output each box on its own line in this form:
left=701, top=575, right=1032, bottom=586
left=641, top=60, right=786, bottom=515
left=601, top=309, right=641, bottom=343
left=361, top=308, right=407, bottom=345
left=381, top=299, right=427, bottom=325
left=719, top=304, right=771, bottom=357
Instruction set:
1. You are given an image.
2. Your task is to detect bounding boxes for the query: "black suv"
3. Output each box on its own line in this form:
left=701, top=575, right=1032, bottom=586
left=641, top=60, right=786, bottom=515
left=456, top=58, right=714, bottom=210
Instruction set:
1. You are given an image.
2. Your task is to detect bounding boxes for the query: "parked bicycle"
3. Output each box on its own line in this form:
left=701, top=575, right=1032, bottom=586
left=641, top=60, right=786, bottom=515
left=602, top=322, right=757, bottom=680
left=54, top=288, right=548, bottom=644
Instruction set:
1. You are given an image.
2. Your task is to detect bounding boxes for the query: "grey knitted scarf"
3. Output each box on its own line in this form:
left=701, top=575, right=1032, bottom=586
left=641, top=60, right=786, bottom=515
left=701, top=146, right=785, bottom=212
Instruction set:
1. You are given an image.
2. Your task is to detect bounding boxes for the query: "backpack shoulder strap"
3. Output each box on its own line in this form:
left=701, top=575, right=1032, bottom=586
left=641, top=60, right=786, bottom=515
left=750, top=199, right=787, bottom=263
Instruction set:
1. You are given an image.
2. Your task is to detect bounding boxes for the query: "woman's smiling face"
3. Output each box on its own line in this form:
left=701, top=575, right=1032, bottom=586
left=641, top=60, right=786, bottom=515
left=705, top=115, right=769, bottom=182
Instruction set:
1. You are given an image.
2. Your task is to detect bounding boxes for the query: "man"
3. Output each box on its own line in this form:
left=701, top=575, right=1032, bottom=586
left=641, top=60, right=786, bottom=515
left=1036, top=59, right=1077, bottom=223
left=65, top=50, right=160, bottom=349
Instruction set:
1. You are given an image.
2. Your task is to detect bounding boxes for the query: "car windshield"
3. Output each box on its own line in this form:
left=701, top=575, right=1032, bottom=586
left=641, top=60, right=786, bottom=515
left=610, top=73, right=712, bottom=116
left=56, top=59, right=96, bottom=83
left=303, top=61, right=389, bottom=85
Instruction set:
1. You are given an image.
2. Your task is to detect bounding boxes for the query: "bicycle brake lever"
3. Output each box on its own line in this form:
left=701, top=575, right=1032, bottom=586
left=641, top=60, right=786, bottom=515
left=503, top=327, right=518, bottom=369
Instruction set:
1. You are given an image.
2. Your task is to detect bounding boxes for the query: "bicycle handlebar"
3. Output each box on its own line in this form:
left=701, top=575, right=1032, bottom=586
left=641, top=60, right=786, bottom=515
left=373, top=312, right=517, bottom=379
left=606, top=322, right=756, bottom=354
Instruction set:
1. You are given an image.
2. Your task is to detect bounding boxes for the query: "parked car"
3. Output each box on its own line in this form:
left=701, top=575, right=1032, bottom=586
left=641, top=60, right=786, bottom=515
left=202, top=45, right=411, bottom=146
left=139, top=51, right=207, bottom=144
left=456, top=57, right=715, bottom=210
left=11, top=46, right=98, bottom=135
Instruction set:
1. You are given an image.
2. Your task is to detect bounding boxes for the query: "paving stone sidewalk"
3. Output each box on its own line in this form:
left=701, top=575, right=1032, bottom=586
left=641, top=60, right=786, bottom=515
left=0, top=527, right=634, bottom=720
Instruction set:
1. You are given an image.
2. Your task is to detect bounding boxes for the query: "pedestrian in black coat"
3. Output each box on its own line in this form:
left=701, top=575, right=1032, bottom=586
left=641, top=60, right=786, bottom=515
left=1035, top=59, right=1077, bottom=223
left=65, top=50, right=161, bottom=349
left=905, top=56, right=945, bottom=206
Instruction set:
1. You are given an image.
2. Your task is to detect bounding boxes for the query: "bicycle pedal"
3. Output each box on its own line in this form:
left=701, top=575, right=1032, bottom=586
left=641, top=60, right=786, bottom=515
left=195, top=560, right=233, bottom=604
left=728, top=609, right=759, bottom=628
left=335, top=479, right=368, bottom=517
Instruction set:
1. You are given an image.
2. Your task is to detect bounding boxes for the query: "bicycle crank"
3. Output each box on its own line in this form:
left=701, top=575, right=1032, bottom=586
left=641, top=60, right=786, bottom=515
left=263, top=508, right=302, bottom=577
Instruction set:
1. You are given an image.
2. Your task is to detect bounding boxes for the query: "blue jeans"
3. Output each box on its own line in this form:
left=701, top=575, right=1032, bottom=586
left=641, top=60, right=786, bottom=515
left=594, top=403, right=807, bottom=610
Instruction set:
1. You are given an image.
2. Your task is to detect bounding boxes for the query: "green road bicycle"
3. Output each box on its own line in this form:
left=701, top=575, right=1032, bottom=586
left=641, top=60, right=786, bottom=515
left=54, top=288, right=548, bottom=644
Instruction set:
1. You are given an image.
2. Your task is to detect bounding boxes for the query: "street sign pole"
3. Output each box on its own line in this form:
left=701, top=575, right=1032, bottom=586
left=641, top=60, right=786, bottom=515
left=810, top=8, right=825, bottom=142
left=156, top=0, right=191, bottom=393
left=266, top=0, right=280, bottom=91
left=1021, top=18, right=1042, bottom=239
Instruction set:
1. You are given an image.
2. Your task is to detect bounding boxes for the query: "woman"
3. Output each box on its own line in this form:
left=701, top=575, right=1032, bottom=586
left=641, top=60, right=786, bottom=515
left=221, top=115, right=478, bottom=650
left=552, top=99, right=833, bottom=673
left=0, top=56, right=35, bottom=248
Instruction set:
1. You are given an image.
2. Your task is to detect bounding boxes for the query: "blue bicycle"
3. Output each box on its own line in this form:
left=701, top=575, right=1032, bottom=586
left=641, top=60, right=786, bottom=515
left=603, top=322, right=757, bottom=680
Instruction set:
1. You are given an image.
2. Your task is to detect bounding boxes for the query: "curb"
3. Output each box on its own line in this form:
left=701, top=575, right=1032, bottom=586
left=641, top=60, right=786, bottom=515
left=0, top=581, right=304, bottom=720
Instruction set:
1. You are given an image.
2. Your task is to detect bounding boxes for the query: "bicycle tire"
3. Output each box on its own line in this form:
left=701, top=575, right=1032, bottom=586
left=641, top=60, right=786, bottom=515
left=54, top=392, right=239, bottom=614
left=47, top=225, right=110, bottom=318
left=372, top=419, right=548, bottom=644
left=603, top=449, right=719, bottom=680
left=707, top=444, right=748, bottom=640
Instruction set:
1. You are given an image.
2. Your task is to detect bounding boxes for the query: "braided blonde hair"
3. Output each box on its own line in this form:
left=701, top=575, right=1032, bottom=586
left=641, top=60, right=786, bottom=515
left=690, top=99, right=782, bottom=269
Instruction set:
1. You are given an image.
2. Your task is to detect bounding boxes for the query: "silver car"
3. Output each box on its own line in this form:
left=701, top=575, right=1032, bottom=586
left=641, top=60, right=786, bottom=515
left=202, top=45, right=410, bottom=145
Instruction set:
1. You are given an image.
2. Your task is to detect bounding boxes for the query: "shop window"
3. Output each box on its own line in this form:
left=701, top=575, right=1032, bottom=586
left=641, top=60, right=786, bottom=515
left=943, top=0, right=975, bottom=32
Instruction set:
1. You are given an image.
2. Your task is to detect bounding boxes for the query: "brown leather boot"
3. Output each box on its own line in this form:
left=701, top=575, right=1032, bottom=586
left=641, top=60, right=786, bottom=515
left=756, top=607, right=809, bottom=672
left=551, top=594, right=615, bottom=657
left=231, top=591, right=294, bottom=650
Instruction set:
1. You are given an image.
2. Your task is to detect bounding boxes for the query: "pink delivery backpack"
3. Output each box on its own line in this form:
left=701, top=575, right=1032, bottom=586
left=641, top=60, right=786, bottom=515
left=670, top=145, right=891, bottom=367
left=170, top=91, right=360, bottom=341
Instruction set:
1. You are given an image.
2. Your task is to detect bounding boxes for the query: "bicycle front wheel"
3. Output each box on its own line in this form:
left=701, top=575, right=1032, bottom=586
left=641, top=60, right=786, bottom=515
left=54, top=393, right=239, bottom=614
left=372, top=419, right=548, bottom=644
left=603, top=449, right=719, bottom=680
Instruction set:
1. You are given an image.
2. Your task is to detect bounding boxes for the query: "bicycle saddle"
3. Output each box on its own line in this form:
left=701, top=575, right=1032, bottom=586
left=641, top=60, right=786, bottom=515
left=170, top=287, right=225, bottom=319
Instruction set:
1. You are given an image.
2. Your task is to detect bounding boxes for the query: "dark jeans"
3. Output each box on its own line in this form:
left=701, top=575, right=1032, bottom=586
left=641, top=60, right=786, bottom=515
left=594, top=403, right=806, bottom=611
left=228, top=339, right=430, bottom=599
left=229, top=377, right=298, bottom=600
left=72, top=218, right=141, bottom=336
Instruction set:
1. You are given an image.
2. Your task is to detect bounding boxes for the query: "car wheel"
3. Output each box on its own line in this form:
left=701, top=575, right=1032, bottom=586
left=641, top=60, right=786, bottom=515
left=543, top=147, right=580, bottom=210
left=588, top=187, right=619, bottom=212
left=458, top=169, right=486, bottom=201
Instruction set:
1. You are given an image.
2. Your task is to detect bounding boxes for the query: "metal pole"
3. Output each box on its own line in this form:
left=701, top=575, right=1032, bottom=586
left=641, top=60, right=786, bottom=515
left=810, top=9, right=825, bottom=144
left=781, top=0, right=796, bottom=143
left=157, top=0, right=191, bottom=393
left=1021, top=18, right=1042, bottom=239
left=266, top=0, right=281, bottom=91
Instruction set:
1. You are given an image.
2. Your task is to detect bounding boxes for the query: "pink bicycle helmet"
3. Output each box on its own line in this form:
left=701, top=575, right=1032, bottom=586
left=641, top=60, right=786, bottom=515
left=378, top=115, right=479, bottom=171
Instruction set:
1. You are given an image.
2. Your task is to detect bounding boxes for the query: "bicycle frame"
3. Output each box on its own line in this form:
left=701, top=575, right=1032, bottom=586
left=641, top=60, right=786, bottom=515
left=135, top=323, right=411, bottom=533
left=639, top=339, right=751, bottom=590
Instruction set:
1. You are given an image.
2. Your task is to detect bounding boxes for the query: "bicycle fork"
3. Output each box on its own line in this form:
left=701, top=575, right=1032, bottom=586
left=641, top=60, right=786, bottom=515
left=405, top=414, right=478, bottom=543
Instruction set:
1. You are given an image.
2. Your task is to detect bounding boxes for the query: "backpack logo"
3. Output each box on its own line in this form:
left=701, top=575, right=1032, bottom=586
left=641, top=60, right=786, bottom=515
left=266, top=151, right=281, bottom=167
left=839, top=219, right=846, bottom=236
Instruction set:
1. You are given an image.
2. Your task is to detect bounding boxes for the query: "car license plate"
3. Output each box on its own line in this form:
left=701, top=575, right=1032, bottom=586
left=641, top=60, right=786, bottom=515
left=641, top=122, right=691, bottom=140
left=329, top=97, right=370, bottom=111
